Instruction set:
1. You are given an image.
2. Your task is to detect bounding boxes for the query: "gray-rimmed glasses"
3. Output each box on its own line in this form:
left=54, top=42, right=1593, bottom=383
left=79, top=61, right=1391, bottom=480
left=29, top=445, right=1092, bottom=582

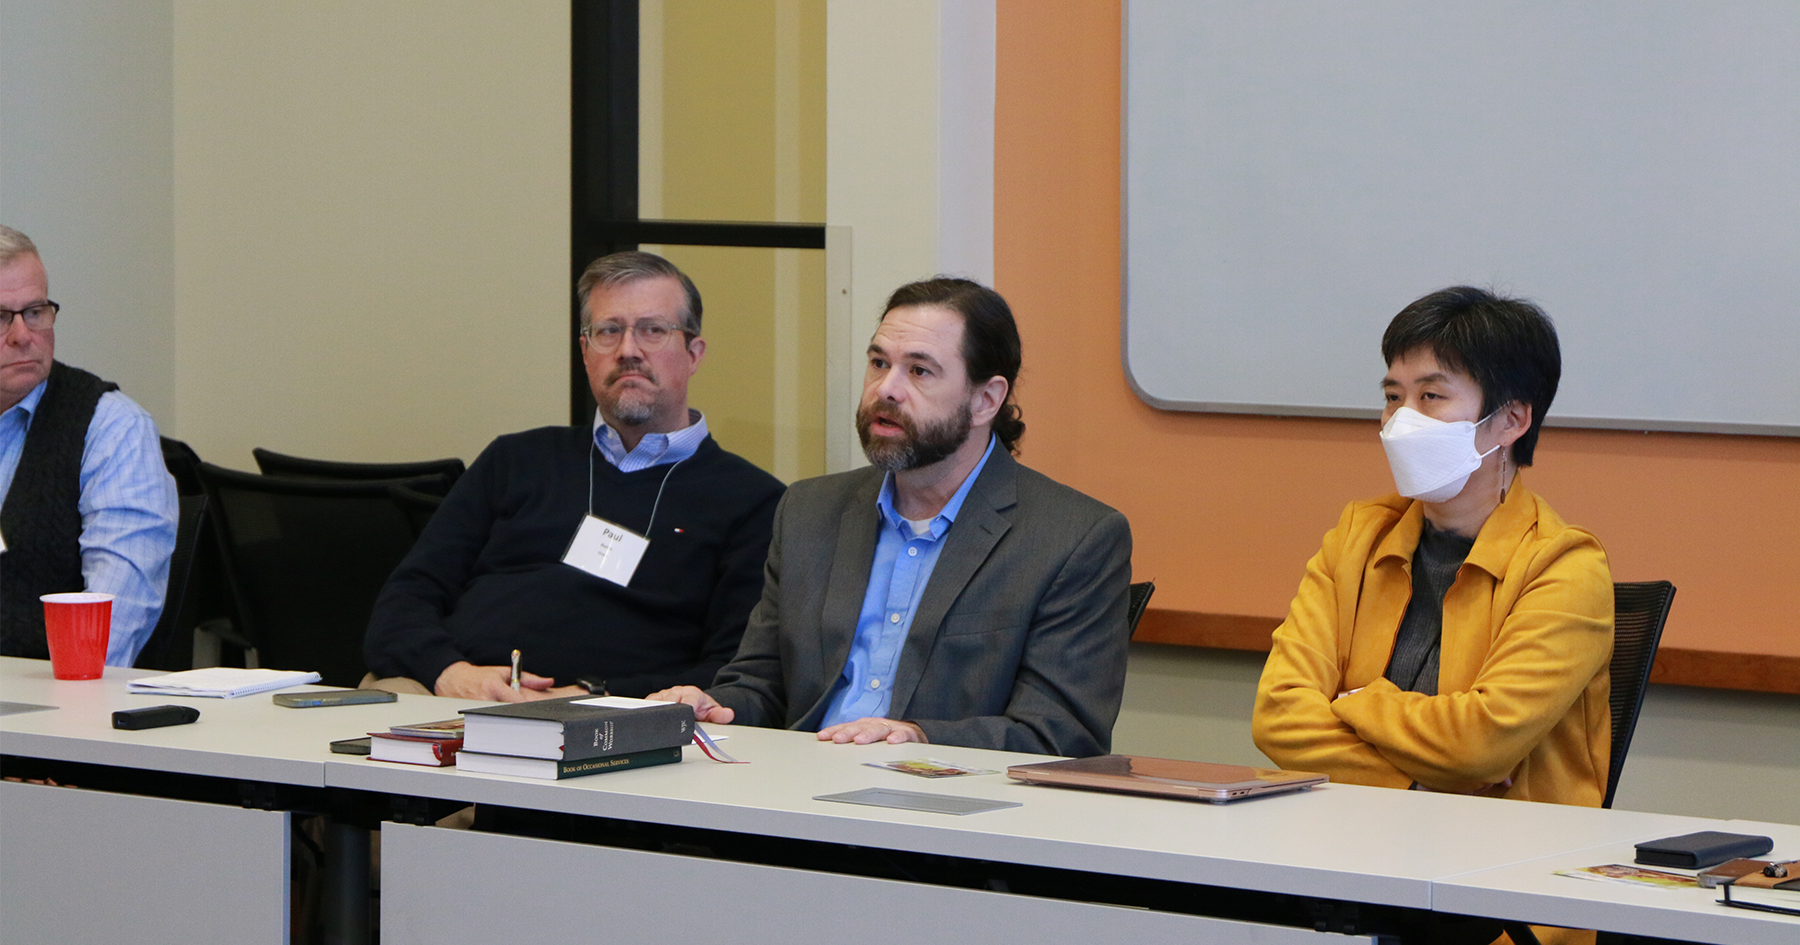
left=580, top=319, right=691, bottom=352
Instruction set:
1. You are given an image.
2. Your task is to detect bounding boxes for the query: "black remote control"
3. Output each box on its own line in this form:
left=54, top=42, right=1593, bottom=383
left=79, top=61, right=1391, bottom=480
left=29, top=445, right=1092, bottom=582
left=112, top=705, right=201, bottom=730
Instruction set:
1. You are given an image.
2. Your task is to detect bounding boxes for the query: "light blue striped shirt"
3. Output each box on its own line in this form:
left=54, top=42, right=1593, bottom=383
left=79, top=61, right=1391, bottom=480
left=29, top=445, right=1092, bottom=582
left=592, top=409, right=709, bottom=471
left=0, top=380, right=178, bottom=666
left=819, top=436, right=997, bottom=727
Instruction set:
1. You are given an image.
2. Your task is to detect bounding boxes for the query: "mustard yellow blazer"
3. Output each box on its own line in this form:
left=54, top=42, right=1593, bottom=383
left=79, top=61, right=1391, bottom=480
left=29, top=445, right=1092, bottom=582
left=1253, top=478, right=1612, bottom=806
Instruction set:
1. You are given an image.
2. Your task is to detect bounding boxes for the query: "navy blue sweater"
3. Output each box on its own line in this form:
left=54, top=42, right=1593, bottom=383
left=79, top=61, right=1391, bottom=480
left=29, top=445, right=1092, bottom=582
left=364, top=426, right=783, bottom=695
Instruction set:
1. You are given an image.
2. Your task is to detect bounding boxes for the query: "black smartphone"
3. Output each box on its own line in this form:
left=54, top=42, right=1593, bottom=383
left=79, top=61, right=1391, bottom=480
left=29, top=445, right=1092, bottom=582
left=273, top=689, right=398, bottom=708
left=330, top=736, right=373, bottom=755
left=113, top=705, right=201, bottom=730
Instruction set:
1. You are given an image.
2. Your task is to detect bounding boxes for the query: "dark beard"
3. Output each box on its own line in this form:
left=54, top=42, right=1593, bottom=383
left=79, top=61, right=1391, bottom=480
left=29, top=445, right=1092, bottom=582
left=857, top=400, right=973, bottom=472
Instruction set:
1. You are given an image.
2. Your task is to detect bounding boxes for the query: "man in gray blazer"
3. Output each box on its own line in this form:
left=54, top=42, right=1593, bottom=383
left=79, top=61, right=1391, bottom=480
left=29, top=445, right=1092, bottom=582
left=651, top=278, right=1131, bottom=756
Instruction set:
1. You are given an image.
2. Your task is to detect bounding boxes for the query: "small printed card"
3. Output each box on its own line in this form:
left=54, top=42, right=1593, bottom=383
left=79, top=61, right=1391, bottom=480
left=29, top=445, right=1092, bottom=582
left=865, top=758, right=999, bottom=779
left=1554, top=864, right=1699, bottom=889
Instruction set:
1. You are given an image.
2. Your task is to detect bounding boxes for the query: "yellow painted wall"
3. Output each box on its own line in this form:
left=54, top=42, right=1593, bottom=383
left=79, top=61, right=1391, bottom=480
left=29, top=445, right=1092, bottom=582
left=647, top=0, right=826, bottom=481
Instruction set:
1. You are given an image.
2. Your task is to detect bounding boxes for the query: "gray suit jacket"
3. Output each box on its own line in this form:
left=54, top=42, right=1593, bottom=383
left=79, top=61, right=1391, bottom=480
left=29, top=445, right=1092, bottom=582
left=709, top=447, right=1131, bottom=756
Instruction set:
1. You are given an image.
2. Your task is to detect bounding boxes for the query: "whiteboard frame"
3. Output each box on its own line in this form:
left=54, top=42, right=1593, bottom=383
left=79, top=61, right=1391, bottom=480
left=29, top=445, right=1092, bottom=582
left=1118, top=0, right=1799, bottom=439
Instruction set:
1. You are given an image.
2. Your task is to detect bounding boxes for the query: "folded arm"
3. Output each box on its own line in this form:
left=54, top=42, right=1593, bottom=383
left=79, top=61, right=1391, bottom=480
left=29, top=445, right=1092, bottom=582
left=1330, top=539, right=1612, bottom=792
left=1255, top=511, right=1612, bottom=793
left=1253, top=524, right=1416, bottom=789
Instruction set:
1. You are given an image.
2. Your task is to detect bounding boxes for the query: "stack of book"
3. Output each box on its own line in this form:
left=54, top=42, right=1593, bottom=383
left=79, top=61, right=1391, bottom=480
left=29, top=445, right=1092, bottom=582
left=454, top=696, right=695, bottom=780
left=369, top=717, right=465, bottom=767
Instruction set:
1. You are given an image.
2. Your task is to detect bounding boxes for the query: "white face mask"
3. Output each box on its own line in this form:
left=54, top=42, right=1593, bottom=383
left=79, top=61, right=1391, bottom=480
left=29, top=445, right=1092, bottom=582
left=1379, top=406, right=1501, bottom=503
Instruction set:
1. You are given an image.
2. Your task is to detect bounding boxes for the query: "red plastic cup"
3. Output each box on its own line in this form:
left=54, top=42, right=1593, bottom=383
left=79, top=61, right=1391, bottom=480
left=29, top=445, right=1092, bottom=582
left=40, top=592, right=113, bottom=680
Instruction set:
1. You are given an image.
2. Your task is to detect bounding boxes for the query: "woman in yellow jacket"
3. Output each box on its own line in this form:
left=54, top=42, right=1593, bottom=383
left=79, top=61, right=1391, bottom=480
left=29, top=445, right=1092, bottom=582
left=1253, top=286, right=1613, bottom=808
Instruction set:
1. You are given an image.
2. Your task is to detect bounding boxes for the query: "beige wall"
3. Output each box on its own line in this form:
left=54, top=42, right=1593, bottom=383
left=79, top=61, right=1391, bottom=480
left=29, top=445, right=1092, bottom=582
left=0, top=0, right=175, bottom=422
left=824, top=0, right=996, bottom=472
left=171, top=1, right=570, bottom=469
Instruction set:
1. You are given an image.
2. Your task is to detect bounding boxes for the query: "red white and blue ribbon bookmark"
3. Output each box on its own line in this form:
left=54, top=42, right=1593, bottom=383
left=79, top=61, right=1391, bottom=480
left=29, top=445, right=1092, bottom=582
left=692, top=725, right=745, bottom=763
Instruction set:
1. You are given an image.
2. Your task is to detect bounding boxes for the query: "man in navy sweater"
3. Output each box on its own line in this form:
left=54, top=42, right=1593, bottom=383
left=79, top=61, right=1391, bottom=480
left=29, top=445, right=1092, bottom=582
left=364, top=252, right=783, bottom=701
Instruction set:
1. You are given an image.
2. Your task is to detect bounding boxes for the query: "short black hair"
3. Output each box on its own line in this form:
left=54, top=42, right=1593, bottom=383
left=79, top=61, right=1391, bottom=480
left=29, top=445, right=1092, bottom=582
left=881, top=277, right=1025, bottom=453
left=1381, top=286, right=1561, bottom=466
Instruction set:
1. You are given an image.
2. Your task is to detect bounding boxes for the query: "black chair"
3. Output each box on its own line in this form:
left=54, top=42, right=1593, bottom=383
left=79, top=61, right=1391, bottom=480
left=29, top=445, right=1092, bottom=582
left=1126, top=580, right=1156, bottom=636
left=160, top=436, right=205, bottom=497
left=132, top=494, right=207, bottom=671
left=252, top=447, right=465, bottom=495
left=1604, top=580, right=1676, bottom=810
left=1468, top=582, right=1679, bottom=945
left=386, top=482, right=446, bottom=540
left=156, top=437, right=250, bottom=666
left=195, top=463, right=440, bottom=687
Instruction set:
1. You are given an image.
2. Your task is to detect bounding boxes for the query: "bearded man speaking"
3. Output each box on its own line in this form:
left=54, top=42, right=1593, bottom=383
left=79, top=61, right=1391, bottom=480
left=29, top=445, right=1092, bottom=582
left=651, top=278, right=1132, bottom=757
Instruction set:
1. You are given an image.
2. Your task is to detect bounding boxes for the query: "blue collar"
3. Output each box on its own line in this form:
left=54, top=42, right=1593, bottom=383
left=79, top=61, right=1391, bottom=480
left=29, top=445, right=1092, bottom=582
left=2, top=378, right=49, bottom=423
left=592, top=409, right=709, bottom=471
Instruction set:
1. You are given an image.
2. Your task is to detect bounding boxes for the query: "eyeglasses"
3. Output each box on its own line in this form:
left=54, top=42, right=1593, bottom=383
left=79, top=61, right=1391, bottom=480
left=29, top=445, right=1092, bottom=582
left=0, top=301, right=58, bottom=333
left=580, top=319, right=691, bottom=353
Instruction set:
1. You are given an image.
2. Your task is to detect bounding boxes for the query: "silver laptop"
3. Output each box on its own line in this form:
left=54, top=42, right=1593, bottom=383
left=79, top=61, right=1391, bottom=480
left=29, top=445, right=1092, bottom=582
left=1006, top=754, right=1327, bottom=804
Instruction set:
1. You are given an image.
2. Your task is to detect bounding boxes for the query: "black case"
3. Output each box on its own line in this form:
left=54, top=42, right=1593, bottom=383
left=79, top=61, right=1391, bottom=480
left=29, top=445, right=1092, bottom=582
left=1634, top=831, right=1774, bottom=869
left=112, top=705, right=201, bottom=730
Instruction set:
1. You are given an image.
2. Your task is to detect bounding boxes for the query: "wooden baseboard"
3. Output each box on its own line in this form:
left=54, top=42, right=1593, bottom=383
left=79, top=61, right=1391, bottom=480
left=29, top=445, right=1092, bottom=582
left=1648, top=648, right=1800, bottom=697
left=1131, top=610, right=1279, bottom=651
left=1132, top=609, right=1800, bottom=696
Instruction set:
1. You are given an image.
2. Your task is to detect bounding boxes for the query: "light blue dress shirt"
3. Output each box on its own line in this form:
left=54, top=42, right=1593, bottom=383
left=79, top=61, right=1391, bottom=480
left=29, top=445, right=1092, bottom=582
left=592, top=408, right=709, bottom=471
left=0, top=380, right=178, bottom=666
left=819, top=436, right=997, bottom=728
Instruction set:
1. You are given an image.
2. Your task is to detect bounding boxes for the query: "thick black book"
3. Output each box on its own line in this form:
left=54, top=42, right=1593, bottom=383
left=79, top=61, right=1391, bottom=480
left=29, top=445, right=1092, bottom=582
left=455, top=745, right=683, bottom=780
left=459, top=696, right=694, bottom=761
left=1634, top=831, right=1774, bottom=869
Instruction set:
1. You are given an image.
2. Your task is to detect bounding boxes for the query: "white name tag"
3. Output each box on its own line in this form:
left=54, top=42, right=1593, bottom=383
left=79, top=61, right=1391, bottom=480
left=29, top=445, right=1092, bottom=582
left=561, top=515, right=650, bottom=587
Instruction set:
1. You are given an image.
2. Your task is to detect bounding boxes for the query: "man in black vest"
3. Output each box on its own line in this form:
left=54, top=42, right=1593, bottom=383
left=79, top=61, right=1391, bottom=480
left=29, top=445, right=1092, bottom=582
left=0, top=225, right=179, bottom=665
left=364, top=252, right=784, bottom=701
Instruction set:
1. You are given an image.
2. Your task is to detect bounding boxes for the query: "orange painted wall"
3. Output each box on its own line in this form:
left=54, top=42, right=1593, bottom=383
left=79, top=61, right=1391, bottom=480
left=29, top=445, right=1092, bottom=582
left=992, top=0, right=1800, bottom=658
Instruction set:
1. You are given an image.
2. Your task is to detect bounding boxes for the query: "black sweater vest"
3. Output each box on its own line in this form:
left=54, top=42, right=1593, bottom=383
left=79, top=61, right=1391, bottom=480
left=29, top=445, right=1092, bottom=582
left=2, top=362, right=117, bottom=657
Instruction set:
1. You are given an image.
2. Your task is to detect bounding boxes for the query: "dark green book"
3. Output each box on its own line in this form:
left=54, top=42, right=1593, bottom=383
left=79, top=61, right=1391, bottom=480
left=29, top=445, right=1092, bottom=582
left=459, top=696, right=694, bottom=761
left=454, top=745, right=683, bottom=780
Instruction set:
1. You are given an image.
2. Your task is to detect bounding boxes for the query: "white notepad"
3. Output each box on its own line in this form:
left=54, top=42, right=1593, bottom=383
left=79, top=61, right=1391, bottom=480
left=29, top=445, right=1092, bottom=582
left=127, top=667, right=322, bottom=698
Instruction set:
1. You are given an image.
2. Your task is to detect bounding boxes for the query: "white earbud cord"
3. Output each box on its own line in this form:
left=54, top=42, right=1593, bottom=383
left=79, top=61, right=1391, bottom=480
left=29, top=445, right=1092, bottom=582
left=588, top=441, right=686, bottom=536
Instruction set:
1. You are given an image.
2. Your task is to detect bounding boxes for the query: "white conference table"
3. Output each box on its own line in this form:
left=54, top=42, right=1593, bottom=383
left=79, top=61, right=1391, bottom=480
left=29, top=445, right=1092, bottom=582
left=336, top=721, right=1728, bottom=944
left=1434, top=819, right=1800, bottom=945
left=0, top=658, right=486, bottom=786
left=5, top=658, right=1795, bottom=944
left=332, top=720, right=1706, bottom=910
left=0, top=659, right=484, bottom=945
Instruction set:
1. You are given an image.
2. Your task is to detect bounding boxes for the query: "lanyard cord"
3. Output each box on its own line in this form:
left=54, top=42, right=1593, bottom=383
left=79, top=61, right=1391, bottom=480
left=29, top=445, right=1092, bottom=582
left=588, top=441, right=686, bottom=536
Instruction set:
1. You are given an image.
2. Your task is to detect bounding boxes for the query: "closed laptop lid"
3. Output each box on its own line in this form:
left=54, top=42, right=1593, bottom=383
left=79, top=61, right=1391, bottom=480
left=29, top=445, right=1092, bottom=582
left=1006, top=754, right=1327, bottom=803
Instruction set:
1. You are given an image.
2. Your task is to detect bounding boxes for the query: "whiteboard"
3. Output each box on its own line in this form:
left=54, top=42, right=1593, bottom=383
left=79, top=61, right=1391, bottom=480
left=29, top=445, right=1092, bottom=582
left=1124, top=1, right=1800, bottom=435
